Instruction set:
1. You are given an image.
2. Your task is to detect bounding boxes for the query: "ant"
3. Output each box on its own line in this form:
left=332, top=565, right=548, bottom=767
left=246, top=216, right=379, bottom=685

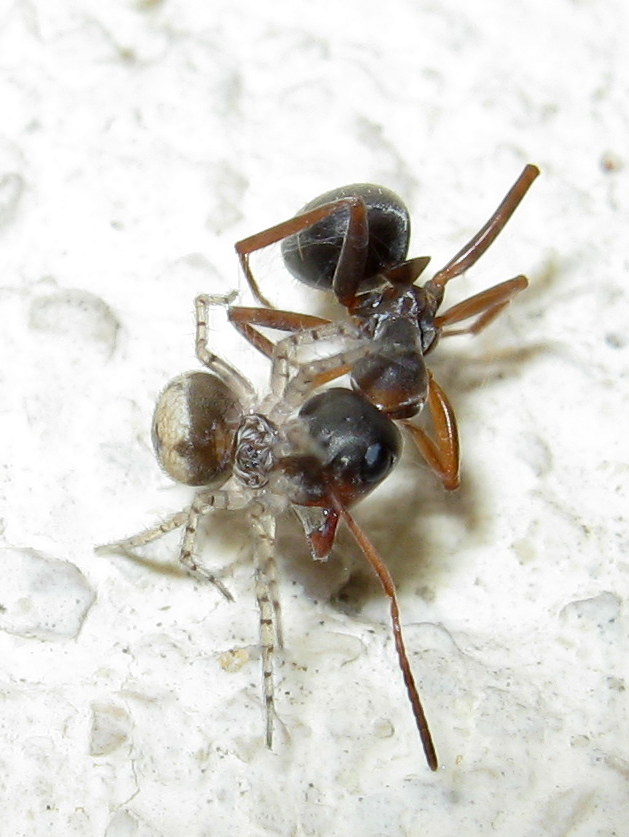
left=227, top=164, right=539, bottom=494
left=97, top=294, right=439, bottom=771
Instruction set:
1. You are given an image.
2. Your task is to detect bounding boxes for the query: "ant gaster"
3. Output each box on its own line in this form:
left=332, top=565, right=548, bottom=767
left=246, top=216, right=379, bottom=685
left=228, top=164, right=539, bottom=497
left=98, top=295, right=439, bottom=771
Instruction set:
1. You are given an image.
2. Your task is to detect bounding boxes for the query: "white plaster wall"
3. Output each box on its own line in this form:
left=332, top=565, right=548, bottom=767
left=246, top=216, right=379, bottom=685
left=0, top=1, right=627, bottom=835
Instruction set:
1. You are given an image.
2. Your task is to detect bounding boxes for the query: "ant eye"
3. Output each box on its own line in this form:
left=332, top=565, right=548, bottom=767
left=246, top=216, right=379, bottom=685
left=362, top=442, right=394, bottom=483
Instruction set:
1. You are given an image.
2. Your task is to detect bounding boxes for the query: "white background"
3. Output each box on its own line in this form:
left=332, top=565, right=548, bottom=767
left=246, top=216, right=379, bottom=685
left=0, top=1, right=627, bottom=835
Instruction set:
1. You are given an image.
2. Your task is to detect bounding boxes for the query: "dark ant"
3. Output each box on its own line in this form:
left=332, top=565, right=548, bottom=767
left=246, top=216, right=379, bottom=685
left=97, top=294, right=439, bottom=771
left=227, top=164, right=539, bottom=495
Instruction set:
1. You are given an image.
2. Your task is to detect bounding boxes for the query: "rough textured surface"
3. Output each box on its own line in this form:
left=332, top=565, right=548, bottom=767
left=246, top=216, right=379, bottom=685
left=0, top=547, right=95, bottom=639
left=1, top=1, right=627, bottom=835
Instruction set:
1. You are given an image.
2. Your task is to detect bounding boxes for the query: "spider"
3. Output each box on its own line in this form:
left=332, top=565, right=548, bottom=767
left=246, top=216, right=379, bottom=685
left=97, top=294, right=439, bottom=770
left=226, top=164, right=539, bottom=495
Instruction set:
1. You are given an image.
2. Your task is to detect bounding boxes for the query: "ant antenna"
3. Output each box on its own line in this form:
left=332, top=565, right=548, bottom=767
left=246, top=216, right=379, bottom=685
left=332, top=496, right=438, bottom=771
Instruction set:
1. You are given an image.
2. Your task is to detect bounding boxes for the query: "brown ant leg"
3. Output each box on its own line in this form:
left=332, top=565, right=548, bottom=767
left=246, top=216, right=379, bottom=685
left=333, top=497, right=438, bottom=771
left=227, top=305, right=366, bottom=408
left=402, top=375, right=460, bottom=491
left=430, top=164, right=539, bottom=288
left=228, top=305, right=331, bottom=359
left=271, top=326, right=368, bottom=410
left=435, top=275, right=529, bottom=337
left=235, top=196, right=369, bottom=308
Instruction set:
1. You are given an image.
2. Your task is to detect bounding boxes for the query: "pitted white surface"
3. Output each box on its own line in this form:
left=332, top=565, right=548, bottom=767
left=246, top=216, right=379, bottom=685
left=0, top=1, right=627, bottom=835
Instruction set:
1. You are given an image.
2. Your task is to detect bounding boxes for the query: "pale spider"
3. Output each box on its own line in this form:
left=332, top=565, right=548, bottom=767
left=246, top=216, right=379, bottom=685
left=98, top=294, right=438, bottom=770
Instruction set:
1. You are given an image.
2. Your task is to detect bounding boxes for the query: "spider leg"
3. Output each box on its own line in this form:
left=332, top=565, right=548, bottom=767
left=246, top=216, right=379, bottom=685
left=96, top=488, right=249, bottom=601
left=248, top=502, right=283, bottom=748
left=195, top=294, right=256, bottom=401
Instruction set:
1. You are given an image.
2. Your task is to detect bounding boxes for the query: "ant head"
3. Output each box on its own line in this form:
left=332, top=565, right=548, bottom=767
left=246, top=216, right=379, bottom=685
left=277, top=387, right=401, bottom=510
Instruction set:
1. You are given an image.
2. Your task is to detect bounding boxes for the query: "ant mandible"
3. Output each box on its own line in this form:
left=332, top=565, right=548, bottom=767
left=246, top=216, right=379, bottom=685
left=227, top=164, right=539, bottom=495
left=98, top=295, right=439, bottom=771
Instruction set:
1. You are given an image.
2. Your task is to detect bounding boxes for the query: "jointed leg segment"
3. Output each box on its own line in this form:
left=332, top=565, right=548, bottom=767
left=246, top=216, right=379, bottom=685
left=195, top=294, right=256, bottom=401
left=235, top=195, right=370, bottom=308
left=435, top=275, right=528, bottom=337
left=402, top=374, right=460, bottom=491
left=96, top=488, right=249, bottom=600
left=248, top=503, right=283, bottom=748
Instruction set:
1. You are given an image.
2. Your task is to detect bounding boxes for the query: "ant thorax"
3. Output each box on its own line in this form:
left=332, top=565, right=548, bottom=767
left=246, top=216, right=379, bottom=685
left=351, top=282, right=442, bottom=355
left=348, top=300, right=435, bottom=419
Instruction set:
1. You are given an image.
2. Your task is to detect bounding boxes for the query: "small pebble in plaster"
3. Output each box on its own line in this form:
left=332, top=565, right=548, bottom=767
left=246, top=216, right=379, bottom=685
left=600, top=151, right=623, bottom=173
left=297, top=630, right=365, bottom=666
left=158, top=252, right=221, bottom=290
left=373, top=718, right=395, bottom=739
left=104, top=810, right=148, bottom=837
left=512, top=537, right=537, bottom=565
left=0, top=547, right=95, bottom=640
left=29, top=288, right=120, bottom=357
left=218, top=647, right=250, bottom=673
left=559, top=591, right=621, bottom=636
left=605, top=332, right=625, bottom=349
left=89, top=702, right=132, bottom=756
left=0, top=173, right=25, bottom=226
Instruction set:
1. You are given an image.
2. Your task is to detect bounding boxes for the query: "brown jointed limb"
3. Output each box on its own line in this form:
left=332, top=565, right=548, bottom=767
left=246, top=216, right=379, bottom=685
left=235, top=196, right=370, bottom=308
left=333, top=498, right=438, bottom=771
left=277, top=341, right=372, bottom=412
left=229, top=318, right=275, bottom=358
left=238, top=317, right=368, bottom=409
left=430, top=164, right=540, bottom=288
left=402, top=375, right=460, bottom=491
left=435, top=275, right=529, bottom=337
left=228, top=305, right=331, bottom=360
left=228, top=306, right=353, bottom=397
